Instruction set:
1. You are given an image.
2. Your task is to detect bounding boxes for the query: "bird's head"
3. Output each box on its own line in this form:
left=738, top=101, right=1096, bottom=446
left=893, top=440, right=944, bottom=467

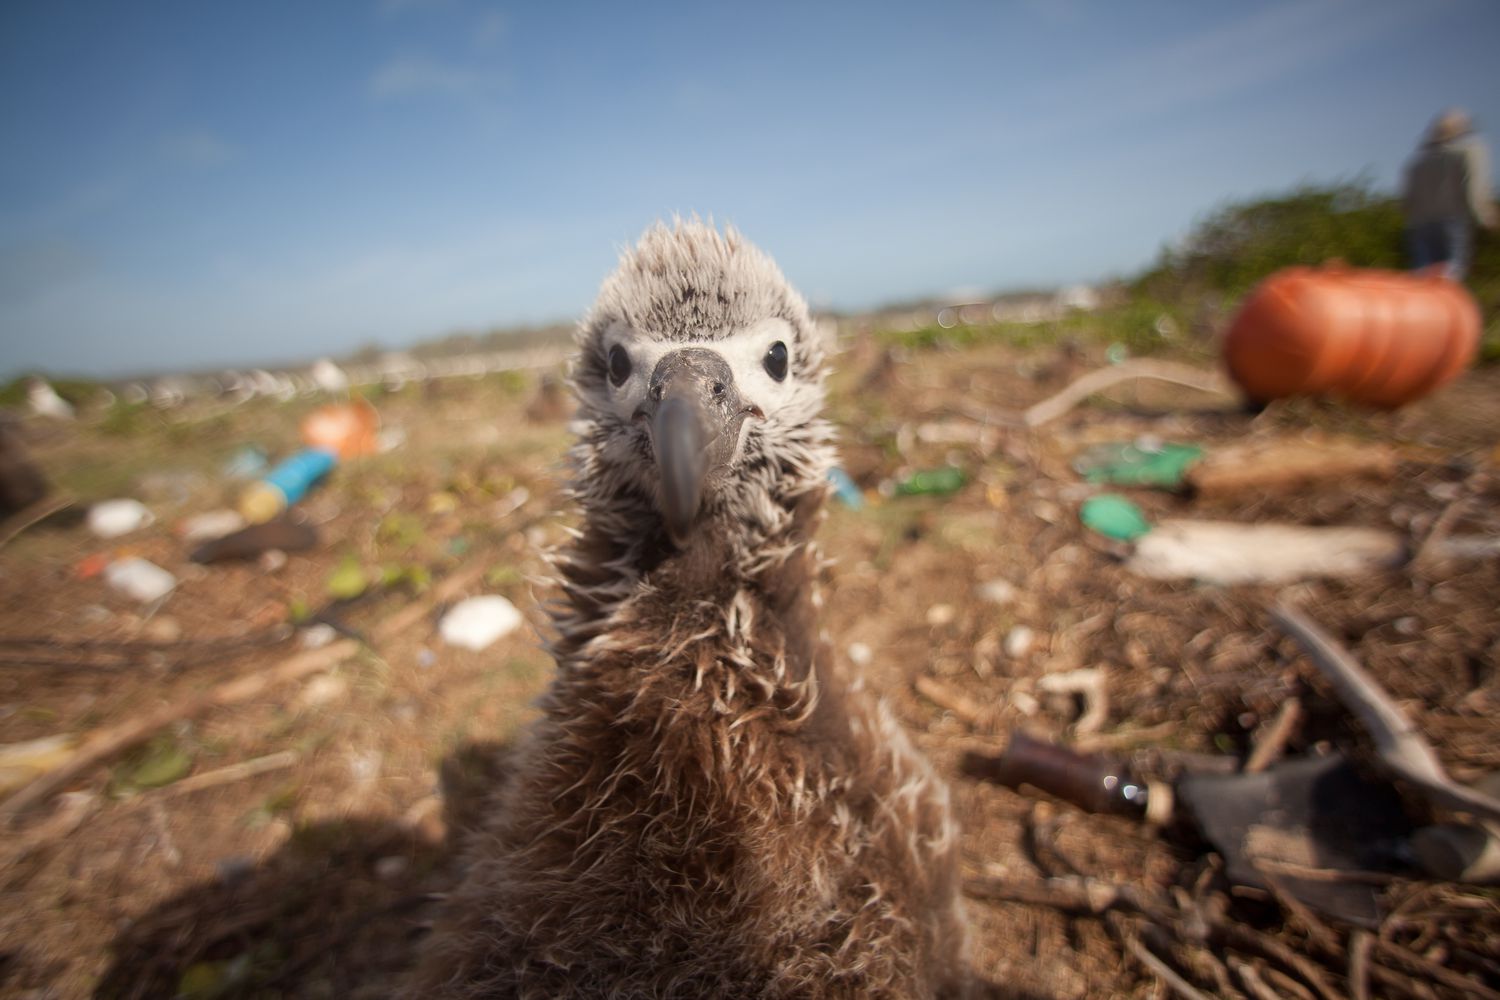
left=571, top=220, right=831, bottom=547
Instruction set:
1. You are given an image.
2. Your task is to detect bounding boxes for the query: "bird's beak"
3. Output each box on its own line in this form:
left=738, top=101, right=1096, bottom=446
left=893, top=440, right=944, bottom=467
left=640, top=348, right=759, bottom=545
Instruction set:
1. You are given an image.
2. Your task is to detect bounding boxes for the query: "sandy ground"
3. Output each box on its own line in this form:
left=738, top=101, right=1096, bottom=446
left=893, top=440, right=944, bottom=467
left=2, top=336, right=1498, bottom=998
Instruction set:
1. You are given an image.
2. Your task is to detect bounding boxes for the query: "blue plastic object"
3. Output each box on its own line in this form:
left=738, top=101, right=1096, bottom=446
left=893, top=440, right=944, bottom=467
left=827, top=467, right=865, bottom=509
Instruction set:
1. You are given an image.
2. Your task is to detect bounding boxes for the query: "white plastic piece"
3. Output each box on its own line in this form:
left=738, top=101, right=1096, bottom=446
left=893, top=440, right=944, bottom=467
left=104, top=558, right=177, bottom=603
left=87, top=499, right=154, bottom=539
left=439, top=595, right=523, bottom=651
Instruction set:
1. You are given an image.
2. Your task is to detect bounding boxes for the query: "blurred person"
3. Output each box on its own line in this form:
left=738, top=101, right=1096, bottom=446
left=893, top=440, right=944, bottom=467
left=1402, top=108, right=1497, bottom=280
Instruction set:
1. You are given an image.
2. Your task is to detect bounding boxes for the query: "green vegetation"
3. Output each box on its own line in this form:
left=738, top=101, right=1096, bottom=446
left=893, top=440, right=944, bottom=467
left=877, top=179, right=1500, bottom=363
left=1133, top=181, right=1407, bottom=303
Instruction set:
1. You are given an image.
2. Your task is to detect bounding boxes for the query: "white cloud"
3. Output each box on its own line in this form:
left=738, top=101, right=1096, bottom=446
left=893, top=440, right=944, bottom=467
left=368, top=54, right=496, bottom=100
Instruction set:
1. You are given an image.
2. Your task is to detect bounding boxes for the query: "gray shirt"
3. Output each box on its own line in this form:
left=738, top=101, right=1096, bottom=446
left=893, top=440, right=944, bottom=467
left=1402, top=134, right=1496, bottom=228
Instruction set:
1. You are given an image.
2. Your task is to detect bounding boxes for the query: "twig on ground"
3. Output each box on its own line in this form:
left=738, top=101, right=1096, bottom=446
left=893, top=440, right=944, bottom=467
left=1228, top=957, right=1285, bottom=1000
left=1244, top=696, right=1302, bottom=774
left=1258, top=872, right=1342, bottom=955
left=1373, top=936, right=1500, bottom=1000
left=1260, top=965, right=1320, bottom=1000
left=0, top=560, right=491, bottom=823
left=0, top=492, right=75, bottom=550
left=913, top=675, right=985, bottom=727
left=0, top=791, right=98, bottom=869
left=1125, top=933, right=1212, bottom=1000
left=134, top=750, right=298, bottom=804
left=1347, top=929, right=1373, bottom=1000
left=1022, top=360, right=1236, bottom=428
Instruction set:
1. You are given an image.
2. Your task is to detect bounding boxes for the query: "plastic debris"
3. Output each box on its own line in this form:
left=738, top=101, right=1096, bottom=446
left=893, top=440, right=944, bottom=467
left=301, top=399, right=379, bottom=459
left=325, top=557, right=369, bottom=600
left=178, top=509, right=247, bottom=546
left=894, top=466, right=966, bottom=496
left=1080, top=494, right=1152, bottom=541
left=75, top=552, right=110, bottom=580
left=27, top=378, right=75, bottom=420
left=222, top=446, right=268, bottom=480
left=87, top=499, right=154, bottom=539
left=191, top=520, right=318, bottom=564
left=1411, top=824, right=1500, bottom=884
left=827, top=468, right=865, bottom=509
left=104, top=558, right=177, bottom=603
left=961, top=731, right=1166, bottom=822
left=299, top=623, right=338, bottom=649
left=1128, top=521, right=1405, bottom=585
left=1073, top=440, right=1203, bottom=489
left=1177, top=753, right=1409, bottom=924
left=439, top=595, right=523, bottom=651
left=239, top=448, right=338, bottom=523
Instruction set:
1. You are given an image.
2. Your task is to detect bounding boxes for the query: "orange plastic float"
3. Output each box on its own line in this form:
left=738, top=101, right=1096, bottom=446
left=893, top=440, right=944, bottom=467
left=1223, top=266, right=1480, bottom=407
left=300, top=399, right=380, bottom=459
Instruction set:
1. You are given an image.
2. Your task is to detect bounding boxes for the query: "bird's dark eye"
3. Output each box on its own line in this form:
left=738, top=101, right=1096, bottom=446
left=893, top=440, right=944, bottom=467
left=607, top=345, right=631, bottom=387
left=763, top=341, right=788, bottom=382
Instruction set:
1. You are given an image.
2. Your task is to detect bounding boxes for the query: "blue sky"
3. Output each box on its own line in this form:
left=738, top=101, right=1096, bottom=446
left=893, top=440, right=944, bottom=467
left=2, top=0, right=1498, bottom=378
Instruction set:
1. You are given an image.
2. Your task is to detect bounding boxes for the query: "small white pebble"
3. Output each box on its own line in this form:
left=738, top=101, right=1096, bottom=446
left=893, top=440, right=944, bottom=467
left=296, top=673, right=348, bottom=709
left=1004, top=625, right=1036, bottom=660
left=926, top=604, right=957, bottom=627
left=976, top=579, right=1017, bottom=605
left=300, top=623, right=337, bottom=649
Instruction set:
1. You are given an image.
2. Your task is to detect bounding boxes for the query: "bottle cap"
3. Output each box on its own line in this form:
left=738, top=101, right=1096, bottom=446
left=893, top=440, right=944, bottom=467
left=239, top=482, right=287, bottom=524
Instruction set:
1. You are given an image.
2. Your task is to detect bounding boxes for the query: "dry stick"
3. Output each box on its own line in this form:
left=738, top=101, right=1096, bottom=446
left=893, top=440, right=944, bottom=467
left=0, top=561, right=491, bottom=824
left=0, top=792, right=99, bottom=869
left=1125, top=934, right=1213, bottom=1000
left=1216, top=921, right=1348, bottom=1000
left=1229, top=958, right=1287, bottom=1000
left=1244, top=696, right=1302, bottom=774
left=1373, top=937, right=1500, bottom=1000
left=1260, top=965, right=1321, bottom=1000
left=1258, top=871, right=1342, bottom=956
left=913, top=675, right=985, bottom=726
left=1270, top=604, right=1500, bottom=824
left=134, top=750, right=298, bottom=803
left=1022, top=360, right=1236, bottom=428
left=0, top=638, right=358, bottom=823
left=0, top=492, right=75, bottom=550
left=967, top=873, right=1348, bottom=1000
left=1347, top=930, right=1373, bottom=1000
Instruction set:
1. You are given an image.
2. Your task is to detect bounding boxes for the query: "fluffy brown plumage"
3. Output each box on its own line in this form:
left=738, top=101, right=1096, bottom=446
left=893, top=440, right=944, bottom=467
left=404, top=221, right=972, bottom=999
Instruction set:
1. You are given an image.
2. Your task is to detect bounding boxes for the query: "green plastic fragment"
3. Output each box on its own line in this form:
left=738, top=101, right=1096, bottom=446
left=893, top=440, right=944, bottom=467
left=1073, top=441, right=1203, bottom=489
left=1080, top=494, right=1153, bottom=541
left=894, top=466, right=966, bottom=496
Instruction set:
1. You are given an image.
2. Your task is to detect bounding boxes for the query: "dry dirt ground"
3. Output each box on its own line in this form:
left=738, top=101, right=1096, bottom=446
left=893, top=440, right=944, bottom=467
left=1, top=335, right=1498, bottom=999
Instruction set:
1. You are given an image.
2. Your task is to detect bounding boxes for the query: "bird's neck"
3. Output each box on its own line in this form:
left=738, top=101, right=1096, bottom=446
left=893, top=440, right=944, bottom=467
left=548, top=475, right=826, bottom=662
